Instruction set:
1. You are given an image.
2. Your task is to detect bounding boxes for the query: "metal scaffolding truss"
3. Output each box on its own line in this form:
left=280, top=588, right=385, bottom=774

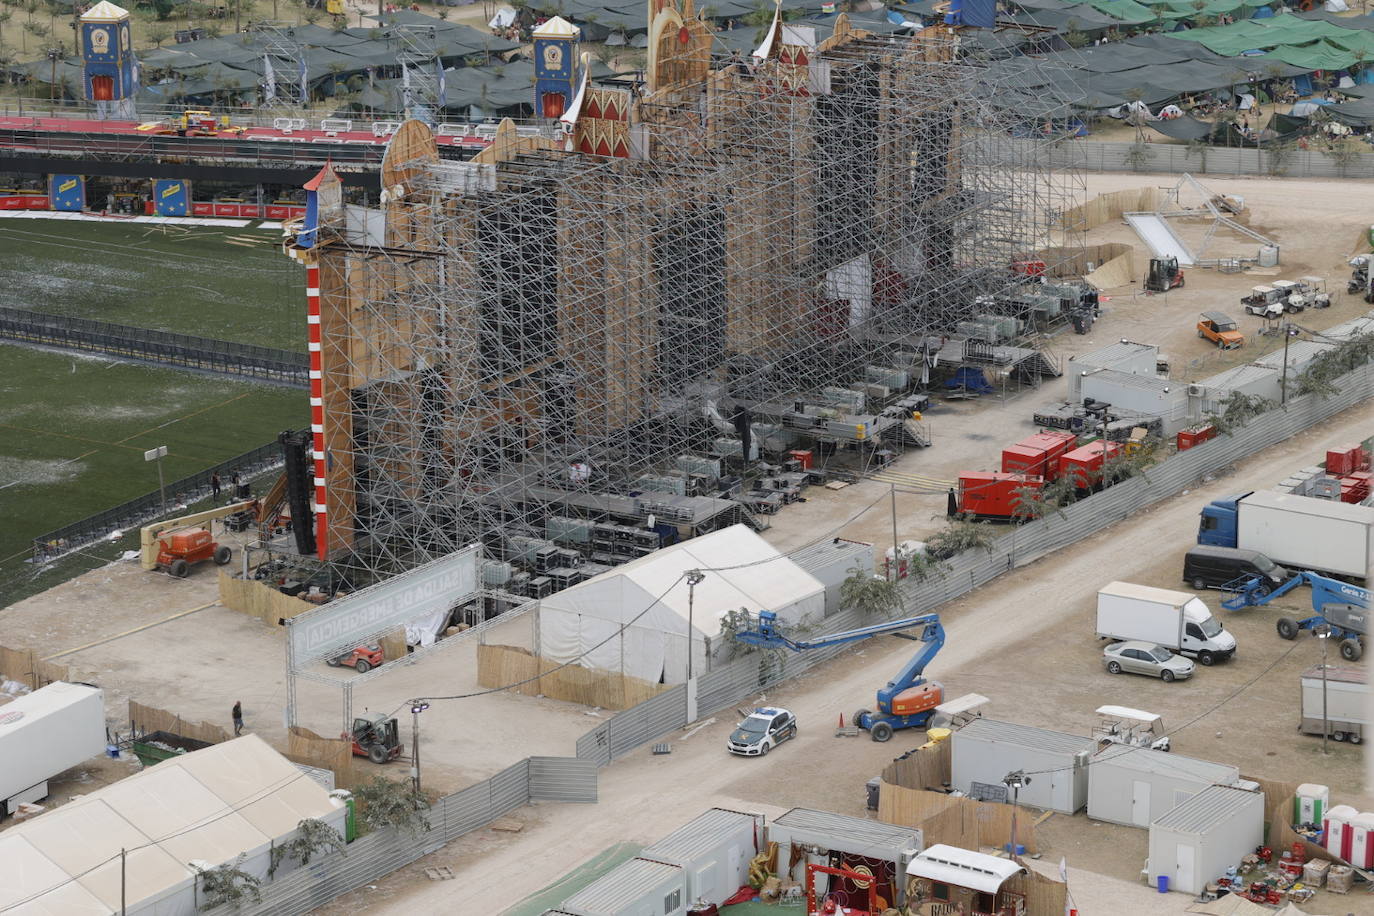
left=254, top=21, right=308, bottom=108
left=299, top=28, right=1084, bottom=581
left=392, top=24, right=444, bottom=121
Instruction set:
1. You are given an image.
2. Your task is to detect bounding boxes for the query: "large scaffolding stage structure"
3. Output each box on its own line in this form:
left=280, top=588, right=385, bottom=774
left=284, top=15, right=1083, bottom=582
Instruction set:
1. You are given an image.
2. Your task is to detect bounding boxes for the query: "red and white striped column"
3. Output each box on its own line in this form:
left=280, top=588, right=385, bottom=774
left=305, top=263, right=328, bottom=560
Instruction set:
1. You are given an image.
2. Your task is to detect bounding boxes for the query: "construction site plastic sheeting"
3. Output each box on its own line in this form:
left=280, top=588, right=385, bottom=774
left=1149, top=114, right=1219, bottom=141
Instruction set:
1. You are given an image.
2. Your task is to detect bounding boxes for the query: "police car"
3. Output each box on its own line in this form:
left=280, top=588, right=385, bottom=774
left=726, top=707, right=797, bottom=756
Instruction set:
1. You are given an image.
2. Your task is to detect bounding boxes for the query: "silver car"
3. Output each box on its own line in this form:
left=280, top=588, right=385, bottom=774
left=1103, top=641, right=1195, bottom=682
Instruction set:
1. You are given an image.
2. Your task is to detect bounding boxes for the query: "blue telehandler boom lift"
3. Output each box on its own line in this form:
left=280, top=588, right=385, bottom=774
left=1223, top=571, right=1368, bottom=661
left=735, top=610, right=945, bottom=742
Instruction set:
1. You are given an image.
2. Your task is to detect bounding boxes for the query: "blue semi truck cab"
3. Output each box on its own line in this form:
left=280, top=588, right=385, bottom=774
left=1197, top=493, right=1246, bottom=548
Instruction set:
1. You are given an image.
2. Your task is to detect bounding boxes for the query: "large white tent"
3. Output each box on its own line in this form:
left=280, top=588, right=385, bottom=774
left=537, top=524, right=825, bottom=684
left=0, top=735, right=347, bottom=916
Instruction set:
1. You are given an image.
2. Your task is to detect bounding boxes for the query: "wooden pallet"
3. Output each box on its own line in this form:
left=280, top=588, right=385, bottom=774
left=424, top=866, right=455, bottom=881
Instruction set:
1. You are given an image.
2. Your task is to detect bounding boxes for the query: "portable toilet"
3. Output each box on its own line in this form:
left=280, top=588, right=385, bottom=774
left=1295, top=784, right=1329, bottom=826
left=1351, top=813, right=1374, bottom=868
left=1325, top=805, right=1358, bottom=860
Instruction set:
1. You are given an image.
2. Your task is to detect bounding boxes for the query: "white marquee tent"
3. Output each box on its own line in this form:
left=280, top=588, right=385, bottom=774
left=0, top=735, right=347, bottom=916
left=537, top=524, right=826, bottom=684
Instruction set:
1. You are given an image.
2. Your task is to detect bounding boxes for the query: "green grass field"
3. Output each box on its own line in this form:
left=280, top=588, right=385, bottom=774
left=0, top=345, right=308, bottom=607
left=0, top=219, right=306, bottom=351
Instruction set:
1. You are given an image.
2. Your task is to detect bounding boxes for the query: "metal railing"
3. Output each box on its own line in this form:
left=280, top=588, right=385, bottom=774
left=0, top=308, right=309, bottom=386
left=29, top=437, right=289, bottom=562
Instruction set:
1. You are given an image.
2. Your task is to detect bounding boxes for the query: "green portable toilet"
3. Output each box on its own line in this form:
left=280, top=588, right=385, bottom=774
left=1295, top=783, right=1329, bottom=826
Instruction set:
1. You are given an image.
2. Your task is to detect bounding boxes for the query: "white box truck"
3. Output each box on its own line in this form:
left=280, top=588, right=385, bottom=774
left=1198, top=490, right=1374, bottom=581
left=1096, top=582, right=1237, bottom=665
left=1300, top=664, right=1366, bottom=744
left=0, top=681, right=106, bottom=816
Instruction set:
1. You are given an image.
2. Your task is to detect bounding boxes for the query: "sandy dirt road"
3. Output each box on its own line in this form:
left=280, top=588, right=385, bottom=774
left=324, top=386, right=1374, bottom=914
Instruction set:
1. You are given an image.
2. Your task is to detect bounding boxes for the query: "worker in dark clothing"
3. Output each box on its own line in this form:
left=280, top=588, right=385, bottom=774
left=232, top=700, right=244, bottom=736
left=211, top=472, right=222, bottom=500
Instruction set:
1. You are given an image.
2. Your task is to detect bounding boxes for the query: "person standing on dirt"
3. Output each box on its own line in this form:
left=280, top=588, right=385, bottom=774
left=211, top=472, right=222, bottom=500
left=232, top=701, right=244, bottom=736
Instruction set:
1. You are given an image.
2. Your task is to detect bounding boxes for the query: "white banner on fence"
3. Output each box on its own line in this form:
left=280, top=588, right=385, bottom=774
left=287, top=545, right=481, bottom=663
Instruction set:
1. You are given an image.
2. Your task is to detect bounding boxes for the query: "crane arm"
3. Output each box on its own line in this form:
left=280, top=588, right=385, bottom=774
left=881, top=620, right=945, bottom=692
left=734, top=610, right=941, bottom=652
left=139, top=499, right=256, bottom=570
left=1303, top=573, right=1369, bottom=613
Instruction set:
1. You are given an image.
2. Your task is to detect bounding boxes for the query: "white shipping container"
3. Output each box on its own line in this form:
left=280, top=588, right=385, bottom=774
left=1148, top=786, right=1264, bottom=895
left=951, top=719, right=1094, bottom=814
left=1087, top=745, right=1239, bottom=828
left=1237, top=491, right=1374, bottom=581
left=0, top=682, right=106, bottom=811
left=641, top=808, right=762, bottom=906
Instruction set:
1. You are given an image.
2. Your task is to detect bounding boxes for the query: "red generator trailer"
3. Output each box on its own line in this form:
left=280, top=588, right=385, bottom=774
left=1059, top=441, right=1123, bottom=491
left=958, top=472, right=1043, bottom=521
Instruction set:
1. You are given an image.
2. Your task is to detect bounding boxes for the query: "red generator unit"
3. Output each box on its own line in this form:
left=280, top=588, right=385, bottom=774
left=1002, top=430, right=1076, bottom=481
left=958, top=471, right=1042, bottom=520
left=1059, top=441, right=1123, bottom=490
left=1001, top=443, right=1048, bottom=478
left=1177, top=424, right=1218, bottom=451
left=1025, top=430, right=1077, bottom=479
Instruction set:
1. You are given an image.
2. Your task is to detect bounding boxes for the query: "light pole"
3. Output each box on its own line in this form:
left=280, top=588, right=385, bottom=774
left=1315, top=624, right=1332, bottom=756
left=409, top=700, right=429, bottom=795
left=1003, top=770, right=1031, bottom=863
left=144, top=445, right=168, bottom=514
left=685, top=569, right=705, bottom=683
left=889, top=484, right=900, bottom=582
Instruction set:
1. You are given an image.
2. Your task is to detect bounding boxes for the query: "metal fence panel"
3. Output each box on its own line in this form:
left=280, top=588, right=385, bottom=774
left=1012, top=139, right=1374, bottom=179
left=442, top=779, right=498, bottom=841
left=529, top=756, right=599, bottom=803
left=488, top=758, right=532, bottom=816
left=0, top=307, right=310, bottom=386
left=576, top=721, right=612, bottom=767
left=607, top=684, right=688, bottom=760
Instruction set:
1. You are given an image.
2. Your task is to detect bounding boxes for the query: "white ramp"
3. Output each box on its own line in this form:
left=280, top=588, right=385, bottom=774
left=1124, top=211, right=1195, bottom=266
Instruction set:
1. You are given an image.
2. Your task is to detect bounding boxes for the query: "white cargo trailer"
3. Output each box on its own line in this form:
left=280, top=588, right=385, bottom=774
left=1300, top=664, right=1366, bottom=743
left=1200, top=490, right=1374, bottom=581
left=1096, top=582, right=1236, bottom=664
left=0, top=681, right=106, bottom=816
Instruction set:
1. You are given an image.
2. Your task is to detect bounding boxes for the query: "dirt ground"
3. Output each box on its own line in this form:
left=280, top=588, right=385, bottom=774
left=3, top=172, right=1373, bottom=903
left=324, top=395, right=1374, bottom=914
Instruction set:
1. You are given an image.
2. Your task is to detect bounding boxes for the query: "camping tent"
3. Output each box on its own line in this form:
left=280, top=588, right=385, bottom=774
left=536, top=524, right=826, bottom=684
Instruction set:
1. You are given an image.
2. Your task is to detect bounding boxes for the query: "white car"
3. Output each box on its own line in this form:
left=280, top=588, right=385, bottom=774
left=726, top=707, right=797, bottom=756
